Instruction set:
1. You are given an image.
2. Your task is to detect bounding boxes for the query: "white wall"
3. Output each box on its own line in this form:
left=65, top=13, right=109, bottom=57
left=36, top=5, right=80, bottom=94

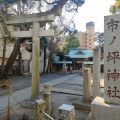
left=30, top=51, right=45, bottom=74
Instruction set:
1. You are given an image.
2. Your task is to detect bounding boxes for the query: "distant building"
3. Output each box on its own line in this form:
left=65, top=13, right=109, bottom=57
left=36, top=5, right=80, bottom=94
left=75, top=21, right=95, bottom=49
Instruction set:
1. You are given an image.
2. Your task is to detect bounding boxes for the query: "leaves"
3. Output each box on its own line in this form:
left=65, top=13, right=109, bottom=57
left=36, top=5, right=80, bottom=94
left=109, top=0, right=120, bottom=14
left=65, top=0, right=85, bottom=12
left=62, top=37, right=80, bottom=54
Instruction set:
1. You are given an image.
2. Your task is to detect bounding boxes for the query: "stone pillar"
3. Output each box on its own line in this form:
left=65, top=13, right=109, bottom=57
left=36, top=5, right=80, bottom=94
left=44, top=83, right=51, bottom=92
left=83, top=68, right=91, bottom=102
left=58, top=104, right=75, bottom=120
left=93, top=47, right=101, bottom=99
left=36, top=99, right=45, bottom=120
left=31, top=21, right=40, bottom=99
left=43, top=92, right=51, bottom=115
left=104, top=15, right=120, bottom=105
left=90, top=14, right=120, bottom=120
left=43, top=84, right=51, bottom=115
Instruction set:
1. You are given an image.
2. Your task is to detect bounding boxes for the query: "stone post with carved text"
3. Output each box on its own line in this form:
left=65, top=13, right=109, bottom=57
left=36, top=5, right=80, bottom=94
left=104, top=15, right=120, bottom=104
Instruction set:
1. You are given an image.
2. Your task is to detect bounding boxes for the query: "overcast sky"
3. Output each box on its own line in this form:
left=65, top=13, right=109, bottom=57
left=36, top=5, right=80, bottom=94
left=73, top=0, right=115, bottom=32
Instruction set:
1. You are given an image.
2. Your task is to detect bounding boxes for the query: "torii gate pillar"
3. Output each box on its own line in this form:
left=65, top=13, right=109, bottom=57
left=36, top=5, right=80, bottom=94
left=31, top=22, right=40, bottom=99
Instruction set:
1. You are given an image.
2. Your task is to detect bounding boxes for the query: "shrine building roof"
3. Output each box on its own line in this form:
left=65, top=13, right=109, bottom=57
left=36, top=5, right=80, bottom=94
left=68, top=48, right=93, bottom=59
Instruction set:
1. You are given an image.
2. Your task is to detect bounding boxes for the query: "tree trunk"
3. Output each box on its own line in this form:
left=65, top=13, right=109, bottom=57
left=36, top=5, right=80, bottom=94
left=43, top=47, right=46, bottom=74
left=1, top=39, right=25, bottom=79
left=28, top=53, right=32, bottom=74
left=18, top=50, right=23, bottom=75
left=1, top=39, right=6, bottom=74
left=48, top=54, right=52, bottom=73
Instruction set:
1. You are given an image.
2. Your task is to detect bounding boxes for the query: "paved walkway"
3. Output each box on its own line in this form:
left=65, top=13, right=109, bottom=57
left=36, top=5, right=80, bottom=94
left=0, top=72, right=104, bottom=120
left=0, top=73, right=79, bottom=113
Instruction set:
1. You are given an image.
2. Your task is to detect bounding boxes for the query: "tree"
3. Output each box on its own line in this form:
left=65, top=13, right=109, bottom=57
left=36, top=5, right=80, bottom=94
left=47, top=36, right=64, bottom=72
left=94, top=32, right=104, bottom=46
left=0, top=0, right=85, bottom=79
left=62, top=36, right=80, bottom=54
left=109, top=0, right=120, bottom=14
left=94, top=32, right=104, bottom=59
left=40, top=37, right=49, bottom=74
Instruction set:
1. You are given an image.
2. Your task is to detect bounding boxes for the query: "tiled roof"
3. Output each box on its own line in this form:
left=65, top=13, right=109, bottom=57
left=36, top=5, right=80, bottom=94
left=83, top=61, right=104, bottom=65
left=68, top=48, right=93, bottom=59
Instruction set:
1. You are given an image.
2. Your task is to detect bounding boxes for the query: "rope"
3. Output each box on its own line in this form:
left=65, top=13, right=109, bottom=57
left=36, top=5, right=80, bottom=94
left=12, top=95, right=23, bottom=107
left=10, top=107, right=21, bottom=119
left=0, top=96, right=36, bottom=119
left=41, top=110, right=54, bottom=120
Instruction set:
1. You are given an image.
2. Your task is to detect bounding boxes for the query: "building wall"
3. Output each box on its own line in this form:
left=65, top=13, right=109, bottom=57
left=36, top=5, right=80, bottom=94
left=86, top=23, right=95, bottom=49
left=79, top=21, right=95, bottom=49
left=0, top=40, right=31, bottom=61
left=0, top=39, right=31, bottom=74
left=74, top=31, right=84, bottom=48
left=21, top=44, right=31, bottom=60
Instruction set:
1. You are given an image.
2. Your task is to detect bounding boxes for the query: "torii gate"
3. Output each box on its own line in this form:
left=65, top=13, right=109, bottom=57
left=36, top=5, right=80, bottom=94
left=0, top=10, right=61, bottom=100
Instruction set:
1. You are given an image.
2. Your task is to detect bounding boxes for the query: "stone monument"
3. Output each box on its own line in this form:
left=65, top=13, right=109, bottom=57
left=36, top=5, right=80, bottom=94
left=89, top=14, right=120, bottom=120
left=104, top=15, right=120, bottom=104
left=62, top=63, right=68, bottom=74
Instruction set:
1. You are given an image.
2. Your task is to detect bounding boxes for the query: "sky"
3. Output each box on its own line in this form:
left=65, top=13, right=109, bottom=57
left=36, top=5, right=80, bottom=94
left=73, top=0, right=115, bottom=32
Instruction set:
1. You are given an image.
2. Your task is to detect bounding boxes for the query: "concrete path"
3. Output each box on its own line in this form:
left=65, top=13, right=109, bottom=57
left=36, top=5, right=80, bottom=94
left=0, top=73, right=78, bottom=112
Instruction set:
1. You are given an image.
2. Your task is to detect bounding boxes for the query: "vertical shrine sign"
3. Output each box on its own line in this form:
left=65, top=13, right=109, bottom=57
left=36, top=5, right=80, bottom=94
left=104, top=14, right=120, bottom=105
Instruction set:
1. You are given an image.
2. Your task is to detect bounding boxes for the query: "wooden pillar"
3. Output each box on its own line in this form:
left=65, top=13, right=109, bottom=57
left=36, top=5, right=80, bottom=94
left=83, top=68, right=91, bottom=102
left=74, top=59, right=75, bottom=70
left=31, top=22, right=40, bottom=99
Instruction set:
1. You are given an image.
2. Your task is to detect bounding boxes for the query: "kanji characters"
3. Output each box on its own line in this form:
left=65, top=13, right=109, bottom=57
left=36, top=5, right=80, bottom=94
left=107, top=86, right=112, bottom=98
left=107, top=86, right=120, bottom=98
left=107, top=51, right=120, bottom=64
left=106, top=69, right=120, bottom=81
left=109, top=36, right=116, bottom=45
left=107, top=19, right=119, bottom=32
